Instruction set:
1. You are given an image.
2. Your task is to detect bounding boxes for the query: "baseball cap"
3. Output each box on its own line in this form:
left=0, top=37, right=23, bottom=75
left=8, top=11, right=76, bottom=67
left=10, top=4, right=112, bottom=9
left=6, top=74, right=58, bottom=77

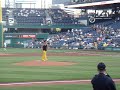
left=97, top=62, right=106, bottom=70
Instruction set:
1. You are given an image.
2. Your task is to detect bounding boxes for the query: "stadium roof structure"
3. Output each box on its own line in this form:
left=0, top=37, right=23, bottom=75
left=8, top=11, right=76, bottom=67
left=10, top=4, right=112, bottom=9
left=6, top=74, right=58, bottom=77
left=65, top=0, right=120, bottom=9
left=15, top=0, right=36, bottom=4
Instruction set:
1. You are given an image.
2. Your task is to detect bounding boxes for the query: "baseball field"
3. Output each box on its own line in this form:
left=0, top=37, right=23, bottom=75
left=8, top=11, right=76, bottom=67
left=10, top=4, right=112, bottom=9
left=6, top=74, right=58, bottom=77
left=0, top=48, right=120, bottom=90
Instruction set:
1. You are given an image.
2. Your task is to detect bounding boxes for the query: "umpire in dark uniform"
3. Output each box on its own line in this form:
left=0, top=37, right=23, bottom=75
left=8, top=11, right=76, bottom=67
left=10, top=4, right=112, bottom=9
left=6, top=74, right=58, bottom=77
left=91, top=62, right=116, bottom=90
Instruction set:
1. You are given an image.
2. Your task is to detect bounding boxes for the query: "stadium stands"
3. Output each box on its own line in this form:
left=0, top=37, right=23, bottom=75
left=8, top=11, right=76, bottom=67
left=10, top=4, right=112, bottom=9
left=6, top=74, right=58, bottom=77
left=47, top=18, right=120, bottom=49
left=49, top=9, right=75, bottom=25
left=13, top=8, right=45, bottom=25
left=2, top=8, right=82, bottom=26
left=2, top=8, right=120, bottom=49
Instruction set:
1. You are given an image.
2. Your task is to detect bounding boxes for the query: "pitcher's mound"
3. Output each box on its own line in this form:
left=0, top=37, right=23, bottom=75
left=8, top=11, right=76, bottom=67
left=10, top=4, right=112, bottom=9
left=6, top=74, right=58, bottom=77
left=14, top=60, right=76, bottom=66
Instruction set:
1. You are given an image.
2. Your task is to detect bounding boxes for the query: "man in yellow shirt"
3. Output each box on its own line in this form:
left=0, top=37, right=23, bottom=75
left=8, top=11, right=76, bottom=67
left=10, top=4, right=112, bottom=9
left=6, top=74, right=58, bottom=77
left=103, top=42, right=108, bottom=47
left=41, top=40, right=48, bottom=61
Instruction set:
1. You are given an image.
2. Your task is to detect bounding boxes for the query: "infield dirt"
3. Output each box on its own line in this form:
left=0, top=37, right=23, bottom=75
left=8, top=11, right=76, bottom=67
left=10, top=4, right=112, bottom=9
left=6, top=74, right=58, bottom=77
left=14, top=60, right=77, bottom=66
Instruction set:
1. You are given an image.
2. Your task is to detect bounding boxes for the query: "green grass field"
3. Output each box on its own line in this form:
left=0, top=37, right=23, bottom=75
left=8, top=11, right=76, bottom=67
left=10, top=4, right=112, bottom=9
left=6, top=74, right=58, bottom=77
left=0, top=48, right=120, bottom=90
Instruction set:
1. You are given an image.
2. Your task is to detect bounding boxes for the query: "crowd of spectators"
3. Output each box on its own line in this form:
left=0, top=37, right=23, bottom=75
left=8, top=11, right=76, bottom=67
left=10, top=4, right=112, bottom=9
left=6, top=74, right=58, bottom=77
left=47, top=28, right=95, bottom=49
left=47, top=20, right=120, bottom=50
left=17, top=19, right=119, bottom=50
left=2, top=8, right=120, bottom=50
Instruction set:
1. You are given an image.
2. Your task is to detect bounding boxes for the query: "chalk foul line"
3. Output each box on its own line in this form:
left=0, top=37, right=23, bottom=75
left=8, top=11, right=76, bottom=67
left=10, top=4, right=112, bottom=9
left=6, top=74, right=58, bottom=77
left=0, top=79, right=120, bottom=87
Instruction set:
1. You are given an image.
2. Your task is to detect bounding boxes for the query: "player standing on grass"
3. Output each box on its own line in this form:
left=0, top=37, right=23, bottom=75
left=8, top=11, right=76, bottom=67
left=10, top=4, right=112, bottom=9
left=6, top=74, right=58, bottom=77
left=41, top=40, right=48, bottom=61
left=91, top=62, right=116, bottom=90
left=4, top=42, right=7, bottom=51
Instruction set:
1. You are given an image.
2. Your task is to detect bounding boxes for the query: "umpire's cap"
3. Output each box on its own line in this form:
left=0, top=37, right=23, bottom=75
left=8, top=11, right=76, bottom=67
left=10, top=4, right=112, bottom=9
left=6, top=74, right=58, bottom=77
left=97, top=62, right=106, bottom=70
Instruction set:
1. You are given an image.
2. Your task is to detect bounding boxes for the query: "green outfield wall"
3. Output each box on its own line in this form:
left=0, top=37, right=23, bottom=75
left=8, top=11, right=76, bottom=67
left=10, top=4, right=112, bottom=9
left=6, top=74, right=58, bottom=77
left=0, top=0, right=3, bottom=48
left=4, top=33, right=49, bottom=48
left=0, top=23, right=3, bottom=47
